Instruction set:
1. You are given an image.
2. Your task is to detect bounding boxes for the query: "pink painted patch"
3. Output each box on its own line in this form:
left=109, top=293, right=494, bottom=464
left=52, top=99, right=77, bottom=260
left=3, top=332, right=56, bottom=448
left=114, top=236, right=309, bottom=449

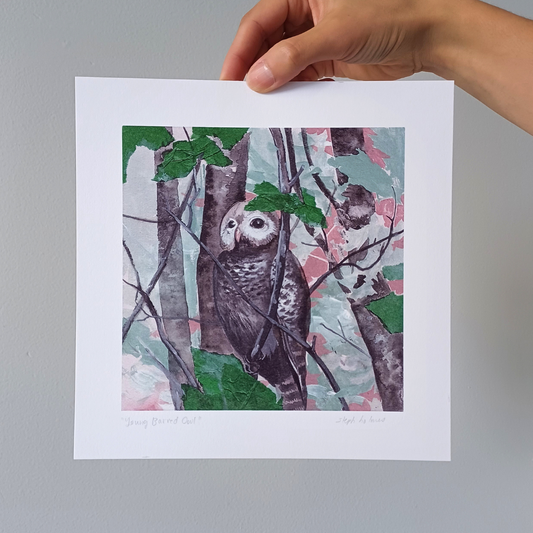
left=349, top=386, right=383, bottom=411
left=392, top=236, right=404, bottom=251
left=324, top=145, right=333, bottom=156
left=312, top=333, right=329, bottom=357
left=362, top=128, right=389, bottom=169
left=306, top=128, right=331, bottom=142
left=245, top=191, right=256, bottom=201
left=307, top=399, right=318, bottom=411
left=388, top=279, right=403, bottom=295
left=325, top=222, right=344, bottom=246
left=302, top=249, right=329, bottom=281
left=122, top=378, right=171, bottom=411
left=306, top=373, right=319, bottom=385
left=375, top=196, right=404, bottom=228
left=195, top=198, right=205, bottom=208
left=349, top=401, right=369, bottom=411
left=189, top=319, right=200, bottom=334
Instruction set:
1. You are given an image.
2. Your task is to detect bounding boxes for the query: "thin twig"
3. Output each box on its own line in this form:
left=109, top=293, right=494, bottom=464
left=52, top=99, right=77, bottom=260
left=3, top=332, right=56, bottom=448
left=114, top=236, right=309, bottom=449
left=353, top=187, right=399, bottom=273
left=123, top=239, right=142, bottom=306
left=284, top=129, right=304, bottom=199
left=320, top=323, right=370, bottom=359
left=136, top=314, right=201, bottom=323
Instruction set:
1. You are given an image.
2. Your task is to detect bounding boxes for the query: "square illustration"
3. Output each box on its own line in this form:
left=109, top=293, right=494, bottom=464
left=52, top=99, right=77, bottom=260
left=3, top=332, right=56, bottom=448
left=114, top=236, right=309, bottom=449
left=122, top=126, right=405, bottom=412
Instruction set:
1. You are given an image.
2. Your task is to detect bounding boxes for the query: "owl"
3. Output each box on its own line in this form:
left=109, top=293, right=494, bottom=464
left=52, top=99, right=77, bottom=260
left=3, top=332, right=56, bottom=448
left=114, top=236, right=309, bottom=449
left=213, top=202, right=311, bottom=410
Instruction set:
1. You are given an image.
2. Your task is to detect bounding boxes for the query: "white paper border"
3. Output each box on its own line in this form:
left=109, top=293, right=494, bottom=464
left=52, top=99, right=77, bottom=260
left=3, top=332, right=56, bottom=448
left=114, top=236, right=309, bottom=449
left=75, top=78, right=453, bottom=460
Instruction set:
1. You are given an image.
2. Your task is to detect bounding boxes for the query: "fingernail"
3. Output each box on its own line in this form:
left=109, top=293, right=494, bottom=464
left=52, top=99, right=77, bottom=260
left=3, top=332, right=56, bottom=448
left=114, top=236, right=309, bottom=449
left=247, top=60, right=275, bottom=91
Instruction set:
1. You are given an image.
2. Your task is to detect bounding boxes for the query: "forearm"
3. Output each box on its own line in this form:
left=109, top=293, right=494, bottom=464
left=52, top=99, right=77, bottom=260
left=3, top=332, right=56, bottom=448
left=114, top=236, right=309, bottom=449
left=426, top=1, right=533, bottom=134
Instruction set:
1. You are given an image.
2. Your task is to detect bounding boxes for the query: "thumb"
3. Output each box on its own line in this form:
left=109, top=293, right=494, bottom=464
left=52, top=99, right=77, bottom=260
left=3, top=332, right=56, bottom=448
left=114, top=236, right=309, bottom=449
left=246, top=25, right=336, bottom=93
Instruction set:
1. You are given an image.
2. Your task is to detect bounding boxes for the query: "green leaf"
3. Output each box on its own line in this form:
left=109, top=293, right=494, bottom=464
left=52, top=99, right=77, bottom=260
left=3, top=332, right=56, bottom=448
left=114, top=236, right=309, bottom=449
left=192, top=127, right=249, bottom=150
left=122, top=126, right=174, bottom=183
left=253, top=181, right=280, bottom=196
left=366, top=293, right=403, bottom=334
left=294, top=189, right=328, bottom=227
left=182, top=348, right=283, bottom=410
left=153, top=136, right=231, bottom=182
left=245, top=182, right=327, bottom=228
left=382, top=264, right=403, bottom=281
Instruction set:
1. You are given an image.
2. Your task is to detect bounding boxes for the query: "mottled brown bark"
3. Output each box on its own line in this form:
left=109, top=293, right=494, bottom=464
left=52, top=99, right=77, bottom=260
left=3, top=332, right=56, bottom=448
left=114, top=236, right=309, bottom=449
left=196, top=133, right=250, bottom=354
left=349, top=275, right=403, bottom=412
left=350, top=303, right=403, bottom=411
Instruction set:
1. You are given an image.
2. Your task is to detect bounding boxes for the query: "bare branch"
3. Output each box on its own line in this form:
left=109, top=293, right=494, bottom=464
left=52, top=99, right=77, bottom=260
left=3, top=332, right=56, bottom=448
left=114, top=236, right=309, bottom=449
left=309, top=229, right=404, bottom=295
left=297, top=129, right=340, bottom=272
left=301, top=129, right=340, bottom=210
left=320, top=323, right=371, bottom=359
left=122, top=278, right=201, bottom=391
left=288, top=166, right=304, bottom=189
left=122, top=170, right=197, bottom=342
left=123, top=239, right=142, bottom=305
left=352, top=187, right=399, bottom=273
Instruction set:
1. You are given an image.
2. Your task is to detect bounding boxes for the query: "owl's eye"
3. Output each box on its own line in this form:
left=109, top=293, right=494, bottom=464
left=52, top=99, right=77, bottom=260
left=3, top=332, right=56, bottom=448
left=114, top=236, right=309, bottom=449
left=250, top=218, right=265, bottom=229
left=227, top=219, right=237, bottom=229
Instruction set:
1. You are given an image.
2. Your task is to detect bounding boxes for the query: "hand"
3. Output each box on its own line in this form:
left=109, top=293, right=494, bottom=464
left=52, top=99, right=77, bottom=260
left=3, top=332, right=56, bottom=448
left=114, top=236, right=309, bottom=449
left=221, top=0, right=533, bottom=135
left=220, top=0, right=465, bottom=92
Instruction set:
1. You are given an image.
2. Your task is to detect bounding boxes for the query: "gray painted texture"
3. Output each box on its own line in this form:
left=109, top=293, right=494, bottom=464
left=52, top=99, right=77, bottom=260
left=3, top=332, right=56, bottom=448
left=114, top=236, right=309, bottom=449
left=1, top=0, right=532, bottom=531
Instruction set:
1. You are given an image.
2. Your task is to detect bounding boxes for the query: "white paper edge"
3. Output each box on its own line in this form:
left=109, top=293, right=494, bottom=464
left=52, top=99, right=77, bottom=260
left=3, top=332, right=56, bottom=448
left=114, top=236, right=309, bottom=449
left=75, top=78, right=453, bottom=461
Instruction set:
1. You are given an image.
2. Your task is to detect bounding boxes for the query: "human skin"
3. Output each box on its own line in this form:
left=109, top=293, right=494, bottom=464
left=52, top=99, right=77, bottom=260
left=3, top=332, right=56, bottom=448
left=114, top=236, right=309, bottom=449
left=220, top=0, right=533, bottom=134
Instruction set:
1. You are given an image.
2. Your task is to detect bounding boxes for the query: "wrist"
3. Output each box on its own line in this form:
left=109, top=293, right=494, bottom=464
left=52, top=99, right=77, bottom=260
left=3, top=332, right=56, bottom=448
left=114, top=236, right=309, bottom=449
left=420, top=0, right=486, bottom=79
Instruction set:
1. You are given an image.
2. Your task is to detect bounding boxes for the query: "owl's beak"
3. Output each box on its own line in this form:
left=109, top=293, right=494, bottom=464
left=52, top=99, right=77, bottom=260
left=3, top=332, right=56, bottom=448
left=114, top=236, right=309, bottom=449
left=235, top=229, right=242, bottom=243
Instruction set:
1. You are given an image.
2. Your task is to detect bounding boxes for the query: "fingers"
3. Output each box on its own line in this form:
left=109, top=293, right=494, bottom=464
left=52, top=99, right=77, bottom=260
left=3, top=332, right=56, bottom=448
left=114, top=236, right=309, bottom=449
left=246, top=23, right=339, bottom=92
left=220, top=0, right=291, bottom=81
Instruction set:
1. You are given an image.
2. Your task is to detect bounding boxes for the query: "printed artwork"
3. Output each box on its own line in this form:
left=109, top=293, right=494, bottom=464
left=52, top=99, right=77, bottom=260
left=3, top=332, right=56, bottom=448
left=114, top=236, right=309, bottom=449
left=122, top=127, right=404, bottom=412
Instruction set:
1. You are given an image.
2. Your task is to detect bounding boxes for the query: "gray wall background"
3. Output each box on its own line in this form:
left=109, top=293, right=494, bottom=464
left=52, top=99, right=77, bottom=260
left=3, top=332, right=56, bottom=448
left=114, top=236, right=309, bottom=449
left=1, top=0, right=532, bottom=531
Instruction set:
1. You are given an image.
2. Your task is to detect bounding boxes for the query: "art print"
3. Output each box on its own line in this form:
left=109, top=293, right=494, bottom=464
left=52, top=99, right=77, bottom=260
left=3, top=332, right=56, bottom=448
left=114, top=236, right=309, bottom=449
left=122, top=126, right=404, bottom=412
left=75, top=78, right=452, bottom=460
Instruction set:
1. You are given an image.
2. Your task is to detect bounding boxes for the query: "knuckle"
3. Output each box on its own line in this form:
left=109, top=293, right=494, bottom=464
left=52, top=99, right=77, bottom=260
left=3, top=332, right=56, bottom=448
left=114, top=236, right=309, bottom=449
left=277, top=41, right=303, bottom=69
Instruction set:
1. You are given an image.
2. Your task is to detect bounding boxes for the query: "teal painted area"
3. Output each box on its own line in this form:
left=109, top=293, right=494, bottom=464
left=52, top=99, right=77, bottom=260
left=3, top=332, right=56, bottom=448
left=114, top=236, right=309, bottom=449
left=328, top=150, right=396, bottom=198
left=370, top=127, right=405, bottom=192
left=122, top=320, right=169, bottom=369
left=328, top=128, right=405, bottom=198
left=382, top=264, right=404, bottom=281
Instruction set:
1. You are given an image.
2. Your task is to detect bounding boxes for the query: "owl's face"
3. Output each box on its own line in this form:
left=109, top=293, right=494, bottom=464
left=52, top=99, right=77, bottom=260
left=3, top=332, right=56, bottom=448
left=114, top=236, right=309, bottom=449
left=220, top=201, right=279, bottom=251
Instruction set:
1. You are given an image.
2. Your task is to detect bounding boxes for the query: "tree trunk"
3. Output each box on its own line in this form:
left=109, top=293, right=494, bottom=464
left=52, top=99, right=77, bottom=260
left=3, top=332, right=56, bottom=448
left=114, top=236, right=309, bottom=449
left=155, top=154, right=195, bottom=410
left=329, top=128, right=403, bottom=410
left=196, top=132, right=250, bottom=354
left=350, top=302, right=403, bottom=411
